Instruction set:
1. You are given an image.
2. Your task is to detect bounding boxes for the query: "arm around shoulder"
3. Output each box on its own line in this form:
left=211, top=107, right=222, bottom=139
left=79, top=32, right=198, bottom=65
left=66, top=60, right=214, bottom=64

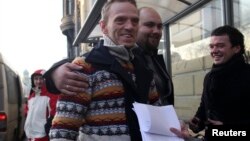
left=44, top=58, right=72, bottom=94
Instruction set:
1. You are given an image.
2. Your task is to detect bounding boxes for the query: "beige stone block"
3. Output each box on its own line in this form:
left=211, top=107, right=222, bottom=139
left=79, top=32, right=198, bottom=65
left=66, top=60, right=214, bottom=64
left=174, top=96, right=201, bottom=120
left=194, top=72, right=207, bottom=95
left=173, top=75, right=193, bottom=96
left=176, top=108, right=195, bottom=120
left=174, top=96, right=201, bottom=109
left=204, top=55, right=213, bottom=69
left=172, top=58, right=204, bottom=75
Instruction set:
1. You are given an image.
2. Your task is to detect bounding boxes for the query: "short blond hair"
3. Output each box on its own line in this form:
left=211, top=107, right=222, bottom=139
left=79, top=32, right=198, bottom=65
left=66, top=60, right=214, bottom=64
left=101, top=0, right=137, bottom=23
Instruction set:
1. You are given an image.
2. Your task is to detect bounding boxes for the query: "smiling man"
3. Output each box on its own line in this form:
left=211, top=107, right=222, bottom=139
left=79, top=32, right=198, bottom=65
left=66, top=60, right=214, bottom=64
left=136, top=7, right=174, bottom=106
left=49, top=1, right=161, bottom=141
left=189, top=25, right=250, bottom=141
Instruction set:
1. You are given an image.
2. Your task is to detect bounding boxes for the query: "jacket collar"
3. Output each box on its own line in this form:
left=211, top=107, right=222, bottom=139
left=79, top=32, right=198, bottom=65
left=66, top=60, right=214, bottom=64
left=85, top=40, right=114, bottom=65
left=211, top=54, right=245, bottom=74
left=85, top=40, right=137, bottom=90
left=85, top=40, right=153, bottom=103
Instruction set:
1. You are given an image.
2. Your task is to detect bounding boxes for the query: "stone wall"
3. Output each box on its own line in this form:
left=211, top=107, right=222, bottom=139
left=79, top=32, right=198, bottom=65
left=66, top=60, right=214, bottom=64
left=172, top=55, right=213, bottom=121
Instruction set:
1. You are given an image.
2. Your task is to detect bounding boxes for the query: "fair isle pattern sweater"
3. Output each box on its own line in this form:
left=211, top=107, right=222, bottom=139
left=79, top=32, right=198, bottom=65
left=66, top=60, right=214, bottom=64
left=49, top=57, right=160, bottom=141
left=50, top=36, right=160, bottom=141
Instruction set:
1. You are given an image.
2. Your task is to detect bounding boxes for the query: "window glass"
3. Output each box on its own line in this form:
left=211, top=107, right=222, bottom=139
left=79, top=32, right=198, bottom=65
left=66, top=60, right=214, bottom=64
left=233, top=0, right=250, bottom=55
left=157, top=33, right=165, bottom=55
left=169, top=0, right=223, bottom=63
left=137, top=0, right=200, bottom=22
left=87, top=0, right=201, bottom=47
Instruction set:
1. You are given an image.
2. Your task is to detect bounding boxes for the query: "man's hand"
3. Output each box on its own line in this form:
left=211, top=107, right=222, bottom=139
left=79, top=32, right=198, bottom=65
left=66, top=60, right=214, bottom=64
left=170, top=120, right=190, bottom=139
left=51, top=63, right=88, bottom=95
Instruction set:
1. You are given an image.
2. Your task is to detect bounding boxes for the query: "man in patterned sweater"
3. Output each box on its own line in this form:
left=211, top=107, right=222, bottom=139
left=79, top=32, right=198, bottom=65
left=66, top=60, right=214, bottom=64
left=49, top=1, right=160, bottom=141
left=47, top=0, right=188, bottom=141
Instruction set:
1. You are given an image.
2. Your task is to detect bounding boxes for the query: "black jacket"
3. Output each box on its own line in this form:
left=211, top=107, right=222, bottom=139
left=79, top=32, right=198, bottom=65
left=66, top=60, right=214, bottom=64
left=139, top=46, right=174, bottom=105
left=194, top=54, right=250, bottom=129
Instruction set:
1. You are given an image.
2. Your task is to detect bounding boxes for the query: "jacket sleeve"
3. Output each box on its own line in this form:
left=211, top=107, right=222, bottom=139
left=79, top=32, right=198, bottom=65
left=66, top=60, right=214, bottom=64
left=48, top=93, right=59, bottom=117
left=44, top=58, right=72, bottom=94
left=44, top=93, right=59, bottom=135
left=195, top=74, right=209, bottom=122
left=189, top=75, right=208, bottom=133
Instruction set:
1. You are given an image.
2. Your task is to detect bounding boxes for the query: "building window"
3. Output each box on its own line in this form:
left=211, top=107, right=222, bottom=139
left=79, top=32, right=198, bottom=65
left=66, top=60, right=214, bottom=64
left=169, top=0, right=223, bottom=63
left=233, top=0, right=250, bottom=54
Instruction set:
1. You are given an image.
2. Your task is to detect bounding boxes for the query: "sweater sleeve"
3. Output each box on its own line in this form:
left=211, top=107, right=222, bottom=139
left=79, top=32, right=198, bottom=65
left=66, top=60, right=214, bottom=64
left=49, top=57, right=92, bottom=141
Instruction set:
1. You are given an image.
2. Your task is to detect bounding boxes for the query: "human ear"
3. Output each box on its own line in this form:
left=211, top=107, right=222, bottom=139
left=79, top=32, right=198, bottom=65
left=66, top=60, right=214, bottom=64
left=234, top=45, right=241, bottom=54
left=99, top=20, right=108, bottom=34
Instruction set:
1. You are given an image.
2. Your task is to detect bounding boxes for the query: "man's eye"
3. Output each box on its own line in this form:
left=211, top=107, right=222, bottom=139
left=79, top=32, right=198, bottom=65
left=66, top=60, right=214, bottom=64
left=145, top=23, right=154, bottom=27
left=209, top=44, right=224, bottom=49
left=116, top=17, right=126, bottom=23
left=157, top=24, right=163, bottom=30
left=217, top=44, right=224, bottom=48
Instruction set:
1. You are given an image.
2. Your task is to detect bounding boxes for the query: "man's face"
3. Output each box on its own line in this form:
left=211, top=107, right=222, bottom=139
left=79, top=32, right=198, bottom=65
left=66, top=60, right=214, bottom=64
left=137, top=8, right=162, bottom=50
left=209, top=35, right=240, bottom=65
left=100, top=2, right=139, bottom=48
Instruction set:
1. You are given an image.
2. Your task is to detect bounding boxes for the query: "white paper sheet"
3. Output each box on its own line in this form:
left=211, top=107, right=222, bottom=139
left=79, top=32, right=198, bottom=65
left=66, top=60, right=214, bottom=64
left=133, top=102, right=184, bottom=141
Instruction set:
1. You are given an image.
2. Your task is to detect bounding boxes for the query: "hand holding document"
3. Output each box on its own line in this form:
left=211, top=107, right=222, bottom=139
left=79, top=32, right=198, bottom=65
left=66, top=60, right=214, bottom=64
left=133, top=102, right=184, bottom=141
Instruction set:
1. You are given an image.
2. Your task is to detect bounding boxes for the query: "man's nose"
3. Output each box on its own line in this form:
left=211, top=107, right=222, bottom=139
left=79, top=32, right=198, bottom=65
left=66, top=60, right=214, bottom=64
left=211, top=46, right=219, bottom=53
left=125, top=20, right=136, bottom=29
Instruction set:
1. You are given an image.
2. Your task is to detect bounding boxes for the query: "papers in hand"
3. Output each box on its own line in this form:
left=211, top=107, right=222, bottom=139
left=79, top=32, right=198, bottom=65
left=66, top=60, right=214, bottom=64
left=132, top=102, right=184, bottom=141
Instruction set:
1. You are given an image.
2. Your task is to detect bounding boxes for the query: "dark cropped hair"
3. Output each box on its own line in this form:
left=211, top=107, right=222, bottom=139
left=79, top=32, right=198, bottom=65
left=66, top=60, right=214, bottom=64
left=101, top=0, right=137, bottom=23
left=211, top=25, right=245, bottom=55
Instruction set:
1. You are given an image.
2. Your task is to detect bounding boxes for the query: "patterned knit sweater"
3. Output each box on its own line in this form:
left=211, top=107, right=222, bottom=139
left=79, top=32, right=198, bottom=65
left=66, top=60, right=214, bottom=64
left=49, top=57, right=160, bottom=141
left=49, top=36, right=161, bottom=141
